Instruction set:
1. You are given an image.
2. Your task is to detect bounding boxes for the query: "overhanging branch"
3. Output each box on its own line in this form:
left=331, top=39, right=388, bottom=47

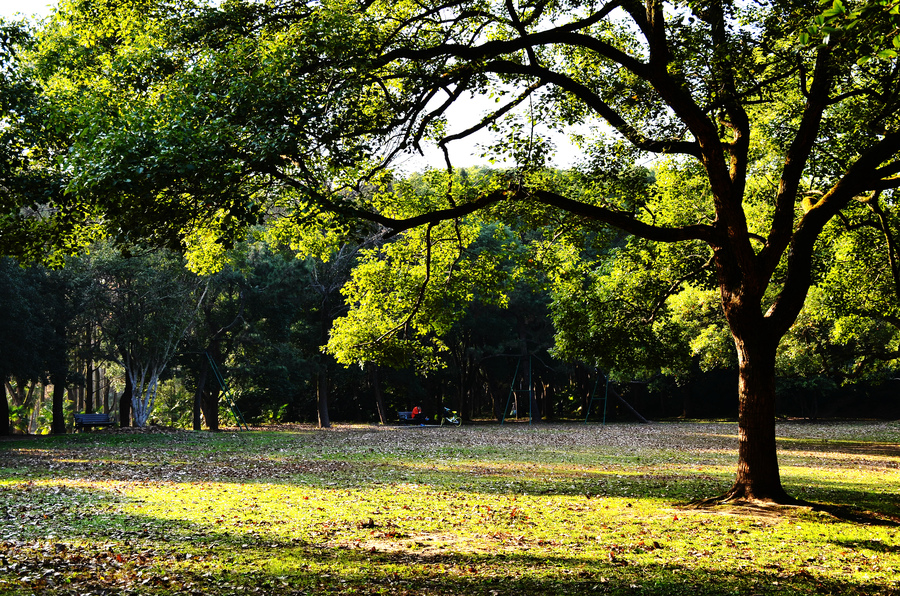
left=531, top=189, right=717, bottom=243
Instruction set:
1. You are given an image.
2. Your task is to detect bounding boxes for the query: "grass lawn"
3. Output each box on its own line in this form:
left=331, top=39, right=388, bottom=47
left=1, top=421, right=898, bottom=595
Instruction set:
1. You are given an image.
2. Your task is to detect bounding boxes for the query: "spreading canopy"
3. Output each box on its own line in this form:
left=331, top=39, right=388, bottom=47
left=5, top=0, right=900, bottom=502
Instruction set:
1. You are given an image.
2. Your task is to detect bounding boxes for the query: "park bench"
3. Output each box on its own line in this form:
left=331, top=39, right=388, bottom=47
left=398, top=411, right=425, bottom=425
left=74, top=413, right=116, bottom=432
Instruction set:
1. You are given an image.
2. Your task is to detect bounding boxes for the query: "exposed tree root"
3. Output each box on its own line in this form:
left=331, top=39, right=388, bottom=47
left=689, top=486, right=809, bottom=508
left=683, top=496, right=900, bottom=526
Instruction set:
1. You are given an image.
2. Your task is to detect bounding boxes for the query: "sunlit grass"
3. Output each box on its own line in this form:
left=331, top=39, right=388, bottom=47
left=1, top=421, right=898, bottom=595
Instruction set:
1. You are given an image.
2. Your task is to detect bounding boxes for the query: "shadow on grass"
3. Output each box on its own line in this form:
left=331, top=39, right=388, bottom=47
left=2, top=448, right=899, bottom=596
left=2, top=425, right=898, bottom=525
left=778, top=438, right=900, bottom=460
left=832, top=538, right=900, bottom=554
left=808, top=503, right=900, bottom=527
left=3, top=503, right=895, bottom=596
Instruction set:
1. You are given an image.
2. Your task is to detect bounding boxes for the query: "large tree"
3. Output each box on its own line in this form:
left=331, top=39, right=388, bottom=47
left=15, top=0, right=900, bottom=502
left=81, top=245, right=206, bottom=427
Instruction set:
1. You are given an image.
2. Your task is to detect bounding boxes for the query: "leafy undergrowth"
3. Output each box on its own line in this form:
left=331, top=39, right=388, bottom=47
left=1, top=421, right=898, bottom=595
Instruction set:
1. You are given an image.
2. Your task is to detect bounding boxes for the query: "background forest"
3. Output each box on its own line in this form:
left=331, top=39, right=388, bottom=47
left=2, top=0, right=900, bottom=439
left=3, top=166, right=900, bottom=435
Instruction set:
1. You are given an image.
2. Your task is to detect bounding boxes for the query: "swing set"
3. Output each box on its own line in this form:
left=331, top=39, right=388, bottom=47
left=500, top=355, right=648, bottom=424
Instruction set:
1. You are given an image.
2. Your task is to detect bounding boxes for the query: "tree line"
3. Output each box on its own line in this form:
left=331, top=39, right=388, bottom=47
left=3, top=168, right=898, bottom=435
left=1, top=0, right=900, bottom=503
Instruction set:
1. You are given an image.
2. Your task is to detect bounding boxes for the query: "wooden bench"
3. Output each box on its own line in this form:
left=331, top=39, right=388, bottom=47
left=74, top=413, right=116, bottom=432
left=398, top=411, right=425, bottom=425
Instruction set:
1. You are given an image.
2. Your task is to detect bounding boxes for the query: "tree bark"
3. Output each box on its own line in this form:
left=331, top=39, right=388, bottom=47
left=541, top=374, right=555, bottom=421
left=704, top=276, right=796, bottom=504
left=29, top=384, right=45, bottom=434
left=718, top=334, right=795, bottom=503
left=515, top=314, right=540, bottom=423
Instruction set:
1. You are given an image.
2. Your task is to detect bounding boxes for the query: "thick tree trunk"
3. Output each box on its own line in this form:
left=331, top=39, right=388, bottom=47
left=711, top=226, right=802, bottom=504
left=201, top=386, right=220, bottom=431
left=719, top=332, right=796, bottom=503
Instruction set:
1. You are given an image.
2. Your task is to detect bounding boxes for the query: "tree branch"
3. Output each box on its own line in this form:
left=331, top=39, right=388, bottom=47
left=531, top=189, right=718, bottom=243
left=484, top=60, right=702, bottom=158
left=766, top=131, right=900, bottom=335
left=760, top=46, right=834, bottom=277
left=266, top=168, right=509, bottom=237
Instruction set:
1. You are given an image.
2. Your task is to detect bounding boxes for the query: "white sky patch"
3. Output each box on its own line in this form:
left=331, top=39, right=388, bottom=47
left=397, top=90, right=594, bottom=173
left=0, top=0, right=56, bottom=21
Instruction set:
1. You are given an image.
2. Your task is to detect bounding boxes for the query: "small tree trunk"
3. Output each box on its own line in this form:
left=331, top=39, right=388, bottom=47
left=372, top=364, right=387, bottom=424
left=317, top=367, right=331, bottom=428
left=576, top=367, right=588, bottom=417
left=0, top=375, right=9, bottom=436
left=95, top=366, right=102, bottom=413
left=194, top=361, right=209, bottom=431
left=528, top=362, right=540, bottom=423
left=51, top=374, right=66, bottom=434
left=29, top=384, right=46, bottom=434
left=541, top=374, right=556, bottom=421
left=131, top=371, right=160, bottom=427
left=103, top=376, right=111, bottom=415
left=6, top=380, right=23, bottom=407
left=120, top=373, right=132, bottom=427
left=85, top=361, right=94, bottom=415
left=484, top=372, right=502, bottom=421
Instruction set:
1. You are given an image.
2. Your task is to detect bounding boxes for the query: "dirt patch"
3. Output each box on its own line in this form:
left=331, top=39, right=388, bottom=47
left=341, top=531, right=504, bottom=558
left=99, top=424, right=185, bottom=435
